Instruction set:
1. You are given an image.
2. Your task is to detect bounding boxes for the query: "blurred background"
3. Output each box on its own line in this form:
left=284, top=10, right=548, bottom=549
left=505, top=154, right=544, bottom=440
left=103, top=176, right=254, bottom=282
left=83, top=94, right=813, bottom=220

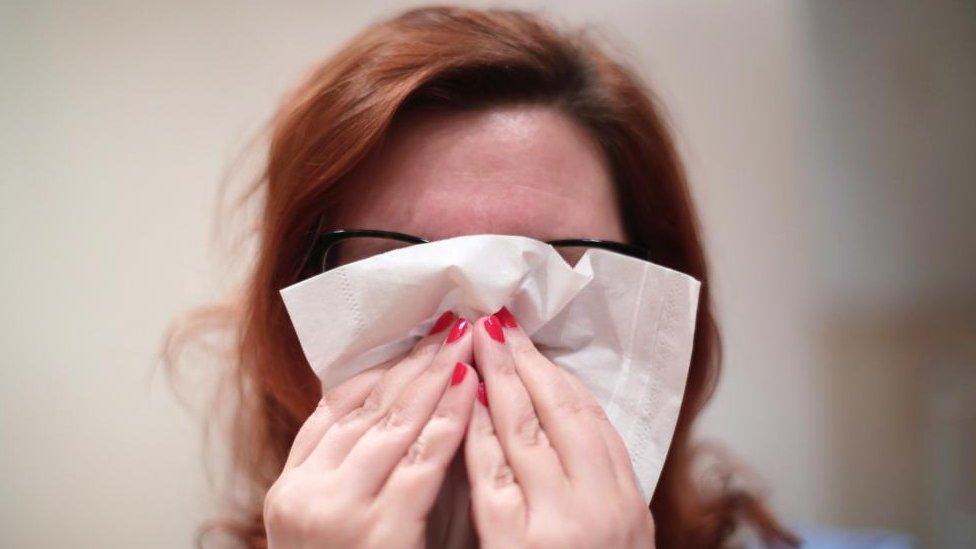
left=1, top=1, right=973, bottom=547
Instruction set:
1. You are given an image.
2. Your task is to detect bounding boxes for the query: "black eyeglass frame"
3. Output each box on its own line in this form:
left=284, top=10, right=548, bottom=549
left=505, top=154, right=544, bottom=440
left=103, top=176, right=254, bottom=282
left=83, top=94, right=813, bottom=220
left=297, top=227, right=651, bottom=280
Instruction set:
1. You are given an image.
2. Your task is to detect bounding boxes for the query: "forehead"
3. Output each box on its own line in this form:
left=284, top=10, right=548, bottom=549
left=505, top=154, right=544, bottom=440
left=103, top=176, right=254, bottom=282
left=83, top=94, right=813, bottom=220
left=335, top=104, right=626, bottom=243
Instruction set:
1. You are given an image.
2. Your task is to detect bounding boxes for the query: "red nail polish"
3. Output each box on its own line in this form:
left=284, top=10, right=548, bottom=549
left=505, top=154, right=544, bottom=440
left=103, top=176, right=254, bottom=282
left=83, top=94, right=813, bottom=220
left=495, top=306, right=518, bottom=328
left=428, top=311, right=456, bottom=335
left=477, top=382, right=488, bottom=407
left=451, top=362, right=467, bottom=386
left=446, top=317, right=469, bottom=343
left=484, top=315, right=505, bottom=343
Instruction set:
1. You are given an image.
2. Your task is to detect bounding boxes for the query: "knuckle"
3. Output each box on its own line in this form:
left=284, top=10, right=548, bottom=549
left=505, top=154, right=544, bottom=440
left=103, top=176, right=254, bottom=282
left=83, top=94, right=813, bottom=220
left=337, top=407, right=366, bottom=425
left=492, top=464, right=516, bottom=488
left=361, top=383, right=388, bottom=413
left=344, top=381, right=393, bottom=423
left=585, top=402, right=609, bottom=422
left=404, top=415, right=460, bottom=465
left=429, top=404, right=463, bottom=431
left=404, top=435, right=430, bottom=465
left=554, top=395, right=586, bottom=416
left=338, top=395, right=384, bottom=426
left=536, top=429, right=552, bottom=447
left=380, top=404, right=411, bottom=430
left=513, top=408, right=543, bottom=446
left=338, top=405, right=370, bottom=425
left=301, top=397, right=336, bottom=427
left=492, top=357, right=518, bottom=377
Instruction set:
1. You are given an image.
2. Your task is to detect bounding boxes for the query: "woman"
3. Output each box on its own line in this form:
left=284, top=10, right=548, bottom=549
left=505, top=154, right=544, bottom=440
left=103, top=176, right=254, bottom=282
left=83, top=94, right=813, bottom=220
left=169, top=5, right=798, bottom=548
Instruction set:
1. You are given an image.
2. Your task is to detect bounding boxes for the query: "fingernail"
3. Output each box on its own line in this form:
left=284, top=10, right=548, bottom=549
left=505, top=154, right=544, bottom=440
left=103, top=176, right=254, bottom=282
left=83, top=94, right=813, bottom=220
left=428, top=311, right=456, bottom=335
left=450, top=362, right=467, bottom=386
left=477, top=382, right=488, bottom=407
left=446, top=317, right=469, bottom=343
left=484, top=315, right=505, bottom=343
left=495, top=306, right=518, bottom=328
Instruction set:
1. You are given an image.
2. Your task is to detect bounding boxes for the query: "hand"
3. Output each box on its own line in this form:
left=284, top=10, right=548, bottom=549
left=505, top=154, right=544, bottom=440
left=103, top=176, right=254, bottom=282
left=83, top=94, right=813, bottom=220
left=264, top=313, right=478, bottom=549
left=465, top=309, right=656, bottom=549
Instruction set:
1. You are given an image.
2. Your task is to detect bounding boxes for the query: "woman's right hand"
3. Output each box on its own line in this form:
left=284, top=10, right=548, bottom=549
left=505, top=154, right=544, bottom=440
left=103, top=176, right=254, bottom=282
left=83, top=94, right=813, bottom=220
left=263, top=313, right=477, bottom=549
left=464, top=312, right=656, bottom=549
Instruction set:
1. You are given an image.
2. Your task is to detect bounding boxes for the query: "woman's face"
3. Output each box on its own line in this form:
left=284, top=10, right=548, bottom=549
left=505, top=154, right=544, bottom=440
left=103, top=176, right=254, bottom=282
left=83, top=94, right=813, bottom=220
left=332, top=105, right=629, bottom=545
left=336, top=104, right=627, bottom=245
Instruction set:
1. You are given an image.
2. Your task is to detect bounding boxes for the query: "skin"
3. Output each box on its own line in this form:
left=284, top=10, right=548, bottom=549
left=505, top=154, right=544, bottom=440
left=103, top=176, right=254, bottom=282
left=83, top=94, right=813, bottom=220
left=332, top=104, right=627, bottom=243
left=264, top=105, right=655, bottom=548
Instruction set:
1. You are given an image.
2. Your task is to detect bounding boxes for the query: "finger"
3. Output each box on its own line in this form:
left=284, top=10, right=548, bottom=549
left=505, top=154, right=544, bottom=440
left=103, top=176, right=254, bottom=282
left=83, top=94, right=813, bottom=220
left=375, top=362, right=477, bottom=516
left=561, top=368, right=643, bottom=500
left=473, top=314, right=566, bottom=504
left=498, top=310, right=616, bottom=489
left=284, top=366, right=385, bottom=470
left=306, top=314, right=469, bottom=469
left=335, top=320, right=474, bottom=493
left=465, top=385, right=526, bottom=540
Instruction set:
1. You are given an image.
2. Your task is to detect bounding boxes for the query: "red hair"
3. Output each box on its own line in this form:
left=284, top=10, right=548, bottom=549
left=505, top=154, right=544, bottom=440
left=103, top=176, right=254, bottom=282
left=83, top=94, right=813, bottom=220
left=166, top=6, right=798, bottom=547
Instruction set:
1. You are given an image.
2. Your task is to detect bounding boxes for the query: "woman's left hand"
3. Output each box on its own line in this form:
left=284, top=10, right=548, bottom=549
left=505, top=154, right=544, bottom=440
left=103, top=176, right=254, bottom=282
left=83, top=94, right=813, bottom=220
left=465, top=309, right=656, bottom=549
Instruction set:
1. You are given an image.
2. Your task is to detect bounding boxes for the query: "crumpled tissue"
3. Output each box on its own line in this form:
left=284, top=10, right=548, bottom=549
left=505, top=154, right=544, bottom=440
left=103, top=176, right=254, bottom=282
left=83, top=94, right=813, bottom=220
left=281, top=234, right=700, bottom=501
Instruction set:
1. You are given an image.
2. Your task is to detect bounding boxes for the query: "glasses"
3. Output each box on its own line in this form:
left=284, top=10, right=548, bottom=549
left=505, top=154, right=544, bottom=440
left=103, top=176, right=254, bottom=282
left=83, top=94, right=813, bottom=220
left=297, top=228, right=650, bottom=280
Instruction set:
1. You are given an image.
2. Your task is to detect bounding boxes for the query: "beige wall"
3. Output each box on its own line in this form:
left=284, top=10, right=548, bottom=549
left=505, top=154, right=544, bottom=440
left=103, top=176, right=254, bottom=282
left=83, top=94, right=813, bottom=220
left=2, top=1, right=973, bottom=547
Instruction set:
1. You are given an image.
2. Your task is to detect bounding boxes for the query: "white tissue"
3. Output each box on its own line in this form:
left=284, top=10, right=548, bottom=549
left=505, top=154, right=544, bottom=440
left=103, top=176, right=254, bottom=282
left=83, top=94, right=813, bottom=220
left=280, top=234, right=700, bottom=501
